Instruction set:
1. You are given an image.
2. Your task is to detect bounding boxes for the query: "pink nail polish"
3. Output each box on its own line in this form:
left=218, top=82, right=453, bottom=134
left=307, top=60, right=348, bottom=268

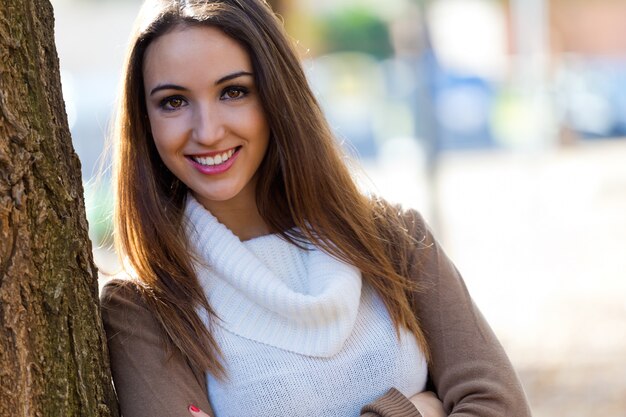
left=189, top=405, right=200, bottom=413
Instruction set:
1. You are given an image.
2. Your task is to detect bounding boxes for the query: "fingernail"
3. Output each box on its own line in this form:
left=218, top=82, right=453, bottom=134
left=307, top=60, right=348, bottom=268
left=189, top=405, right=200, bottom=413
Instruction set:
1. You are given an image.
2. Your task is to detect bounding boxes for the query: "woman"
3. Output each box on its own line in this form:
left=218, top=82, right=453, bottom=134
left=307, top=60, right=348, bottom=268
left=100, top=0, right=532, bottom=416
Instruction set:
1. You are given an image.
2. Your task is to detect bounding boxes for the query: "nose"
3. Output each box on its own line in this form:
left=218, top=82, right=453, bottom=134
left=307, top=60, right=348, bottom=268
left=191, top=103, right=226, bottom=145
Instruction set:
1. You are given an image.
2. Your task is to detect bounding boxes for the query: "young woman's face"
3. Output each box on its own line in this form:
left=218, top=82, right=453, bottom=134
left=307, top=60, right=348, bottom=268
left=143, top=25, right=270, bottom=211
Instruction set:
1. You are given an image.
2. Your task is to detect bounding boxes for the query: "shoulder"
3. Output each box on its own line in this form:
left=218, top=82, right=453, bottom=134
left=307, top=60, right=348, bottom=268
left=375, top=200, right=432, bottom=252
left=99, top=275, right=162, bottom=342
left=100, top=275, right=147, bottom=310
left=398, top=207, right=430, bottom=243
left=374, top=199, right=429, bottom=236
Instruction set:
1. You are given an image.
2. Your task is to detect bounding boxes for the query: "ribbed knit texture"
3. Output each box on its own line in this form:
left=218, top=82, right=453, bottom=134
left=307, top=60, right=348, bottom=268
left=360, top=388, right=423, bottom=417
left=185, top=195, right=362, bottom=356
left=184, top=195, right=427, bottom=417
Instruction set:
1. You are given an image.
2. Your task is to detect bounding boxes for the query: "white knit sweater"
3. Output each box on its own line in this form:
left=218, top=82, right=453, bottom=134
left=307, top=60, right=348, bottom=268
left=185, top=196, right=427, bottom=417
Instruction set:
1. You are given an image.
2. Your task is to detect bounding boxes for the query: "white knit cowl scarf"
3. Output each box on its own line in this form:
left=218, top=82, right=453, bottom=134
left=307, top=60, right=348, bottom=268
left=183, top=195, right=363, bottom=357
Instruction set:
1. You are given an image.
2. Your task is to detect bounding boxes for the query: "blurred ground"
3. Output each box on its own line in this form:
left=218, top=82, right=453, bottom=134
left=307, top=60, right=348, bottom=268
left=442, top=143, right=626, bottom=416
left=367, top=138, right=626, bottom=416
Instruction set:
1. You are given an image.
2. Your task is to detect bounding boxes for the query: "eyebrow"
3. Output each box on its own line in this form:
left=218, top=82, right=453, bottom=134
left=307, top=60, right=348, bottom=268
left=149, top=71, right=254, bottom=96
left=216, top=71, right=253, bottom=85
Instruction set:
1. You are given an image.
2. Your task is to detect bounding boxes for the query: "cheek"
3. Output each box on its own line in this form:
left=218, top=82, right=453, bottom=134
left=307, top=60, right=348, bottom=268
left=148, top=115, right=187, bottom=154
left=247, top=109, right=270, bottom=145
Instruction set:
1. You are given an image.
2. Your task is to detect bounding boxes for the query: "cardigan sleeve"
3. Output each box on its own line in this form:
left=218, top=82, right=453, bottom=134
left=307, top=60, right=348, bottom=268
left=403, top=210, right=532, bottom=416
left=100, top=278, right=214, bottom=417
left=360, top=388, right=423, bottom=417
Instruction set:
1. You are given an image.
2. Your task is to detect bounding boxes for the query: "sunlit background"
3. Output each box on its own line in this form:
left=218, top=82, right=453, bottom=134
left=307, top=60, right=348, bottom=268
left=51, top=0, right=626, bottom=415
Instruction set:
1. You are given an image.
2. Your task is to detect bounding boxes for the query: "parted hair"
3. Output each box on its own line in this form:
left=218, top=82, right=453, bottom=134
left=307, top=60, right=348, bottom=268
left=113, top=0, right=429, bottom=378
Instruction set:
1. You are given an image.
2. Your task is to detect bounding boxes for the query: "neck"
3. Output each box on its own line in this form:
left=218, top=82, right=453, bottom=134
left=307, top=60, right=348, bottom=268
left=216, top=207, right=270, bottom=241
left=192, top=188, right=270, bottom=242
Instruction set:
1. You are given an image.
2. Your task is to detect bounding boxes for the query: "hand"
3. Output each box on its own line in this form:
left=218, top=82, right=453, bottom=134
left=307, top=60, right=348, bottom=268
left=188, top=404, right=211, bottom=417
left=408, top=391, right=446, bottom=417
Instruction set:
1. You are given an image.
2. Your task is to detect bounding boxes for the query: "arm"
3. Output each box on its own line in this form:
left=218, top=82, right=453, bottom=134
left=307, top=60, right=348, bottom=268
left=404, top=210, right=532, bottom=416
left=103, top=279, right=433, bottom=417
left=100, top=278, right=214, bottom=417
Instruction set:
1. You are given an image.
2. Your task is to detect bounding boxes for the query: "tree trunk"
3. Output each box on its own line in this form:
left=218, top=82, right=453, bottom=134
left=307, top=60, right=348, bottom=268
left=0, top=1, right=119, bottom=416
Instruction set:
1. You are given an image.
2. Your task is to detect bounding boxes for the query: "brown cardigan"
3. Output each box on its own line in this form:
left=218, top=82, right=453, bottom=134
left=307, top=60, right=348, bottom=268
left=100, top=210, right=532, bottom=417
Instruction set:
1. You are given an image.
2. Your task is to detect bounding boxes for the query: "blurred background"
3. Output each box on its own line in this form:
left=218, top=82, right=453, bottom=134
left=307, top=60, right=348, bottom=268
left=50, top=0, right=626, bottom=415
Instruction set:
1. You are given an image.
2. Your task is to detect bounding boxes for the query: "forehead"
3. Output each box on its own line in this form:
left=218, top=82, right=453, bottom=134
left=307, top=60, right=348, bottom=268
left=142, top=25, right=252, bottom=85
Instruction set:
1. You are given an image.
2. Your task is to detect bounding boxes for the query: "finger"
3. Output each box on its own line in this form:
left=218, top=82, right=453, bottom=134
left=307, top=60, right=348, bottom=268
left=188, top=404, right=211, bottom=417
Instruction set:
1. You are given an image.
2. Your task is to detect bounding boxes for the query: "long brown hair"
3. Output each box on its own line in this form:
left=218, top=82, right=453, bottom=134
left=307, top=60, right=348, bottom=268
left=113, top=0, right=429, bottom=378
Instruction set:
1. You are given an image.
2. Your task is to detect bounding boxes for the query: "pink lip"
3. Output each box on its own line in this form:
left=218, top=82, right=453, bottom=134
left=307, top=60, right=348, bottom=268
left=187, top=148, right=240, bottom=175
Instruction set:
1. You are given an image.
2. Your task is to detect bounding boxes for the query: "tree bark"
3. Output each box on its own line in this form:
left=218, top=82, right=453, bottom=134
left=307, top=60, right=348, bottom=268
left=0, top=1, right=119, bottom=416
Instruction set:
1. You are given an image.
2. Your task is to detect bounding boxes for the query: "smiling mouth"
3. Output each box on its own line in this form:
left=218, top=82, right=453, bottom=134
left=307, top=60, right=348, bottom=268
left=189, top=147, right=239, bottom=166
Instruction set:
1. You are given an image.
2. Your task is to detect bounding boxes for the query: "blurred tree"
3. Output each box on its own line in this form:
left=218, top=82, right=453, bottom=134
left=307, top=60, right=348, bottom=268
left=319, top=7, right=392, bottom=59
left=0, top=1, right=119, bottom=416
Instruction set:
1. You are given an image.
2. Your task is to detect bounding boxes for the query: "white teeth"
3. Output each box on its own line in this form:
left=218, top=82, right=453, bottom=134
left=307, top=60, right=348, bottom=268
left=192, top=149, right=236, bottom=166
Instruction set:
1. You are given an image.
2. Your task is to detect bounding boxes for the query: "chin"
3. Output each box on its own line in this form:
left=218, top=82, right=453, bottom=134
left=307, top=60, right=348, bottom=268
left=193, top=189, right=241, bottom=204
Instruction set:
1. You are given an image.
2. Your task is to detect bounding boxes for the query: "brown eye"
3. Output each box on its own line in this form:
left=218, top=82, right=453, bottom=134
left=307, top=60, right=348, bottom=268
left=168, top=98, right=184, bottom=108
left=220, top=86, right=249, bottom=100
left=159, top=96, right=188, bottom=111
left=226, top=90, right=242, bottom=99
